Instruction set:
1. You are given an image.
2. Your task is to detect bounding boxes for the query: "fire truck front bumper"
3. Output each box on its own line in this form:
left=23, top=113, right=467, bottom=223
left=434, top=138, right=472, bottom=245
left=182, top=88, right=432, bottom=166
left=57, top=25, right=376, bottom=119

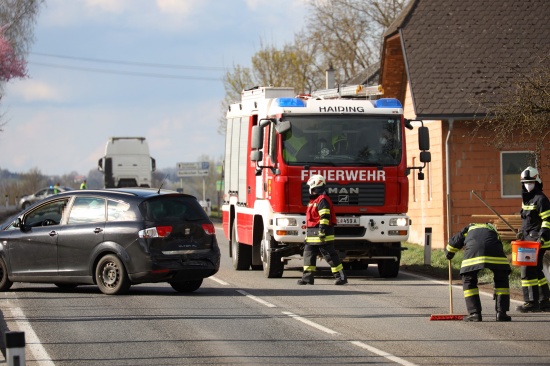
left=271, top=214, right=410, bottom=243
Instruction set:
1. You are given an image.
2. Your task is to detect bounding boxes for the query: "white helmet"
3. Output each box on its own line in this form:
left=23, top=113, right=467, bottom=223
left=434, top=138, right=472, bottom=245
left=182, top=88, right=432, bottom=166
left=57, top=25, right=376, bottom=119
left=307, top=174, right=326, bottom=194
left=520, top=166, right=541, bottom=184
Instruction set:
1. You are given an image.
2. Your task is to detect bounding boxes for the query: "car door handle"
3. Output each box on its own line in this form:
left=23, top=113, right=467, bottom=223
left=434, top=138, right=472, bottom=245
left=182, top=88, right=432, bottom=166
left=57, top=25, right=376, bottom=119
left=94, top=228, right=103, bottom=234
left=49, top=231, right=57, bottom=237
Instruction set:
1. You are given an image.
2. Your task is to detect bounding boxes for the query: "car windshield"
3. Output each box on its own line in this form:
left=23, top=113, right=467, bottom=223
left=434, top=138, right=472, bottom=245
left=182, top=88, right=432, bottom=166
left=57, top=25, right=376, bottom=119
left=281, top=115, right=402, bottom=166
left=140, top=196, right=209, bottom=222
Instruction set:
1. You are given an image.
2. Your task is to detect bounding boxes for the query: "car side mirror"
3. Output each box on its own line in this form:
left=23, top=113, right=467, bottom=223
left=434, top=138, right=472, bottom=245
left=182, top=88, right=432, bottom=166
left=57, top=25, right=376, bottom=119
left=17, top=217, right=30, bottom=232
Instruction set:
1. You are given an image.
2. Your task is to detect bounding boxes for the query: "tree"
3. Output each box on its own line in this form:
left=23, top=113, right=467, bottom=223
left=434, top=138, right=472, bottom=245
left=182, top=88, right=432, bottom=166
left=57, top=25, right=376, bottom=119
left=471, top=54, right=550, bottom=171
left=0, top=29, right=26, bottom=82
left=0, top=0, right=43, bottom=58
left=218, top=0, right=407, bottom=134
left=0, top=0, right=44, bottom=130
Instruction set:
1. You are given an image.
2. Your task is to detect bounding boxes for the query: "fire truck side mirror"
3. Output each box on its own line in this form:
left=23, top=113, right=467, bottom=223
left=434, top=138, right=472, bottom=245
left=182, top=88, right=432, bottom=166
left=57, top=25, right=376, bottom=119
left=250, top=150, right=262, bottom=162
left=251, top=126, right=263, bottom=150
left=418, top=126, right=430, bottom=151
left=275, top=120, right=291, bottom=134
left=419, top=151, right=431, bottom=163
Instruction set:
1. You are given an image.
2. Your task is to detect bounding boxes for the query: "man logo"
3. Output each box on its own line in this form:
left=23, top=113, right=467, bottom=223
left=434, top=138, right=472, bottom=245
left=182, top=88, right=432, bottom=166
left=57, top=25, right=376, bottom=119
left=339, top=195, right=350, bottom=204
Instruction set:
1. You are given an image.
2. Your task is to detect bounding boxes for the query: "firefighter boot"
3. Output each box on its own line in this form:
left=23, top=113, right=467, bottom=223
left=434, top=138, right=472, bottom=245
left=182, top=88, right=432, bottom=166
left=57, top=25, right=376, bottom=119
left=334, top=270, right=348, bottom=285
left=297, top=271, right=314, bottom=285
left=495, top=294, right=511, bottom=321
left=496, top=312, right=512, bottom=321
left=463, top=313, right=482, bottom=322
left=516, top=301, right=540, bottom=313
left=539, top=299, right=550, bottom=312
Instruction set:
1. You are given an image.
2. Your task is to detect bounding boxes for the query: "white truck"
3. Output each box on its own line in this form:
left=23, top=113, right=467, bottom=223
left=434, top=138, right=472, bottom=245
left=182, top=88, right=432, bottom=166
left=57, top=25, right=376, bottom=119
left=98, top=137, right=156, bottom=188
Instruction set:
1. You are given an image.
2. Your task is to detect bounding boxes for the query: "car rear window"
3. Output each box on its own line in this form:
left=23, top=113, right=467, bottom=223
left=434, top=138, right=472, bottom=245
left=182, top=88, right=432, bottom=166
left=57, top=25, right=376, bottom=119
left=139, top=195, right=209, bottom=221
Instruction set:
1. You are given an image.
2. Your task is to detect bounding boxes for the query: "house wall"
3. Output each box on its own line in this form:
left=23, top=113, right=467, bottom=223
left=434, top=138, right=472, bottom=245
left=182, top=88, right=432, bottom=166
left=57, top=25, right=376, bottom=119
left=405, top=114, right=550, bottom=249
left=403, top=83, right=447, bottom=248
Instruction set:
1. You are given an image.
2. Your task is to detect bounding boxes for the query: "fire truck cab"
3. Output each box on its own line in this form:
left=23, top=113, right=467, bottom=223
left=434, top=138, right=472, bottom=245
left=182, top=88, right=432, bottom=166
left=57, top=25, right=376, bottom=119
left=222, top=85, right=430, bottom=278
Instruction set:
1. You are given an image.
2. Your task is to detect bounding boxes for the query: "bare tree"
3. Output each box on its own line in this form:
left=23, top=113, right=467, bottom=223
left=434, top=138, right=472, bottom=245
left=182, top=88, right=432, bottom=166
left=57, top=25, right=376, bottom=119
left=218, top=0, right=407, bottom=134
left=0, top=0, right=43, bottom=58
left=304, top=0, right=407, bottom=83
left=471, top=54, right=550, bottom=171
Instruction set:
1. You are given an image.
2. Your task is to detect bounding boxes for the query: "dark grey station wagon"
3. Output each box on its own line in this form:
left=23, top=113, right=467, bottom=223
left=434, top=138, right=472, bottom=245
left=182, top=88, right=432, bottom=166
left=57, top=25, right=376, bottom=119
left=0, top=188, right=220, bottom=295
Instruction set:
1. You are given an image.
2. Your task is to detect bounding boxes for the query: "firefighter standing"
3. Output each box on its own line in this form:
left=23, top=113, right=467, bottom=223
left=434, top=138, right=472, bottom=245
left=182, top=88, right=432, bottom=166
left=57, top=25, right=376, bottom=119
left=446, top=223, right=512, bottom=322
left=298, top=174, right=347, bottom=285
left=516, top=166, right=550, bottom=312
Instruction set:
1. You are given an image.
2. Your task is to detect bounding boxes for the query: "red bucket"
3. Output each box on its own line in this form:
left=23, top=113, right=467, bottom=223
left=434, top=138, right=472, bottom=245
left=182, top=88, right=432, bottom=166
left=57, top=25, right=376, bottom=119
left=511, top=241, right=540, bottom=266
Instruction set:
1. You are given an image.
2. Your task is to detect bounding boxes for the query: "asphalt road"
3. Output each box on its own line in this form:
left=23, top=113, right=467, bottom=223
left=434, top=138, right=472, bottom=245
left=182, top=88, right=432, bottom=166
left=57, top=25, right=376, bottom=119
left=1, top=225, right=550, bottom=365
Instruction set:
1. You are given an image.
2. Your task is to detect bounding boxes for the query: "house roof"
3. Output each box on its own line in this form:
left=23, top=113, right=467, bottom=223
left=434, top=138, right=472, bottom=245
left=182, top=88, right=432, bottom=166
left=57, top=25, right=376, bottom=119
left=384, top=0, right=550, bottom=119
left=345, top=62, right=380, bottom=86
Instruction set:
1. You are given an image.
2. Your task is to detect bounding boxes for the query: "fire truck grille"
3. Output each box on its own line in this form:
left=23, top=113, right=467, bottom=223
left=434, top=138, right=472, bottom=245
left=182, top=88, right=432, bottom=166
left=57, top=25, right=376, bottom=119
left=301, top=183, right=385, bottom=206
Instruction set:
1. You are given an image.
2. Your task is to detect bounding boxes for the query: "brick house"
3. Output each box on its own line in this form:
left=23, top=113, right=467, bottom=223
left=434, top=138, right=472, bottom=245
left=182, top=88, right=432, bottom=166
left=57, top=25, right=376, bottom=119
left=378, top=0, right=550, bottom=248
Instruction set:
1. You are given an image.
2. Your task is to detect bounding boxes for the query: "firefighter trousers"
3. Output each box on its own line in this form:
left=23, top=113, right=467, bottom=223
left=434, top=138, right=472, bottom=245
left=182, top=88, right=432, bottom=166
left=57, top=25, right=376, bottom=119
left=462, top=269, right=511, bottom=314
left=301, top=242, right=345, bottom=283
left=521, top=247, right=550, bottom=303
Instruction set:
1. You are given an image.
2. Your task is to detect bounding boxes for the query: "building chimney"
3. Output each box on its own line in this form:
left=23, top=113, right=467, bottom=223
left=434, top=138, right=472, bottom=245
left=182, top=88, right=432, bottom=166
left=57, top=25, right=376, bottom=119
left=326, top=63, right=335, bottom=89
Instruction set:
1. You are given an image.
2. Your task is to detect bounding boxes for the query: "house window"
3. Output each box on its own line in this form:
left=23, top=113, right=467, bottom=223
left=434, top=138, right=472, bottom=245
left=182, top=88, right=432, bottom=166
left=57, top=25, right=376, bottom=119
left=501, top=151, right=535, bottom=197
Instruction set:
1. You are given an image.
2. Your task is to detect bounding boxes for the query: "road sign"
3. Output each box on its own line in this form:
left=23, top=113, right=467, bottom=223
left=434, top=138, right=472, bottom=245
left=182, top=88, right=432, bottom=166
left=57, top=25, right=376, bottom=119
left=177, top=162, right=209, bottom=177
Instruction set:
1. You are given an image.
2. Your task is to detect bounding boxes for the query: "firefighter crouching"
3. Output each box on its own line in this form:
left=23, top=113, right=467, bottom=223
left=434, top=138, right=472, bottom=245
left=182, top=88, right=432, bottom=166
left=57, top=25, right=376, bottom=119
left=298, top=174, right=347, bottom=285
left=445, top=223, right=512, bottom=322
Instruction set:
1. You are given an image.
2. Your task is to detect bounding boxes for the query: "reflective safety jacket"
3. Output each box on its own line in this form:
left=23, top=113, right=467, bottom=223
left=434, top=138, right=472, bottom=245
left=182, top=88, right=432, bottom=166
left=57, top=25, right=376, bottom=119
left=283, top=132, right=307, bottom=162
left=306, top=193, right=337, bottom=244
left=520, top=187, right=550, bottom=249
left=446, top=223, right=511, bottom=274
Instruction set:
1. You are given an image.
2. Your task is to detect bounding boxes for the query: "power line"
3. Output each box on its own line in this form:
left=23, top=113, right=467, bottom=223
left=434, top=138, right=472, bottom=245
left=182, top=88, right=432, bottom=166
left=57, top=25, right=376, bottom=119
left=30, top=52, right=227, bottom=71
left=29, top=62, right=222, bottom=81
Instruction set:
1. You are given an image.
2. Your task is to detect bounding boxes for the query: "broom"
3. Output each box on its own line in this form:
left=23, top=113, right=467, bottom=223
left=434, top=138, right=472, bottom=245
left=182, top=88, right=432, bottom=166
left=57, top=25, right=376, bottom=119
left=430, top=260, right=465, bottom=320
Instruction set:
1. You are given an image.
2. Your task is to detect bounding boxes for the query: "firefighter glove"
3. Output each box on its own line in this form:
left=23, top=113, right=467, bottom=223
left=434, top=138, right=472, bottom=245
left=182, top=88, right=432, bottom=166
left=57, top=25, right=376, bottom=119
left=318, top=228, right=326, bottom=241
left=516, top=231, right=523, bottom=240
left=446, top=252, right=455, bottom=260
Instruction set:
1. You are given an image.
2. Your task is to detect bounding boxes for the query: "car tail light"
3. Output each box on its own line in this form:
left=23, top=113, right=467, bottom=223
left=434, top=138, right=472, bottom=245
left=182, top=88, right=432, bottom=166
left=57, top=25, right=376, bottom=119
left=202, top=223, right=215, bottom=235
left=138, top=226, right=172, bottom=238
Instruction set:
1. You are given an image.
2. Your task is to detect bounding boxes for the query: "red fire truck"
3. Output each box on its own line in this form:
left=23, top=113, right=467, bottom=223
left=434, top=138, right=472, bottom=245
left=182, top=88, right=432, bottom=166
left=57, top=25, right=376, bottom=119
left=222, top=85, right=430, bottom=278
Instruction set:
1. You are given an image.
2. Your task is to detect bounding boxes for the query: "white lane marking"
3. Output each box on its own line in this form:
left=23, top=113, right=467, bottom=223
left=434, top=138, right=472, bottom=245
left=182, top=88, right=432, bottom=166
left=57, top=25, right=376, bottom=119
left=7, top=304, right=55, bottom=366
left=236, top=289, right=419, bottom=365
left=236, top=290, right=277, bottom=308
left=282, top=311, right=340, bottom=335
left=208, top=276, right=229, bottom=286
left=350, top=341, right=419, bottom=366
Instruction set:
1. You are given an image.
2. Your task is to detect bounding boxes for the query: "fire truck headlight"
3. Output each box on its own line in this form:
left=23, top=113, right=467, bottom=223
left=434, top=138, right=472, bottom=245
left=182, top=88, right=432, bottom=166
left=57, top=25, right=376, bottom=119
left=389, top=218, right=408, bottom=227
left=276, top=218, right=297, bottom=227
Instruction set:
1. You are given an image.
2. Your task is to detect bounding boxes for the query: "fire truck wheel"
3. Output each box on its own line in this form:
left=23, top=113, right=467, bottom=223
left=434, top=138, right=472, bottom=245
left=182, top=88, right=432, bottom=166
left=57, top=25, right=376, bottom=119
left=231, top=221, right=252, bottom=270
left=261, top=230, right=284, bottom=278
left=377, top=259, right=400, bottom=278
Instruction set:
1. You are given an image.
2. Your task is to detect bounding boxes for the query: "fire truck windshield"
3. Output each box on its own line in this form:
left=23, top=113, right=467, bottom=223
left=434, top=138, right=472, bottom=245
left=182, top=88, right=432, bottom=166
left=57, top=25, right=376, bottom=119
left=281, top=115, right=402, bottom=166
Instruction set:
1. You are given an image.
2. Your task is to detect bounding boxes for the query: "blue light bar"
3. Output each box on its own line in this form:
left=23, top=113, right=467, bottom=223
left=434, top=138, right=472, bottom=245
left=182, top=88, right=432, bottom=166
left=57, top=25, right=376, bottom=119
left=276, top=98, right=306, bottom=107
left=374, top=98, right=402, bottom=108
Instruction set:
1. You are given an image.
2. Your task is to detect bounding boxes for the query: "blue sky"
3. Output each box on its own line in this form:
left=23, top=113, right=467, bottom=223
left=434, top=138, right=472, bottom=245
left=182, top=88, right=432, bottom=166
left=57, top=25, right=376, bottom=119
left=1, top=0, right=308, bottom=176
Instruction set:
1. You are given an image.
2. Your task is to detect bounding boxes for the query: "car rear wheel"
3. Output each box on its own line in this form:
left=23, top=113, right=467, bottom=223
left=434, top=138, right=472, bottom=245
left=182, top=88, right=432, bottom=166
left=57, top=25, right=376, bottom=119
left=170, top=279, right=203, bottom=293
left=0, top=257, right=13, bottom=291
left=95, top=254, right=130, bottom=295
